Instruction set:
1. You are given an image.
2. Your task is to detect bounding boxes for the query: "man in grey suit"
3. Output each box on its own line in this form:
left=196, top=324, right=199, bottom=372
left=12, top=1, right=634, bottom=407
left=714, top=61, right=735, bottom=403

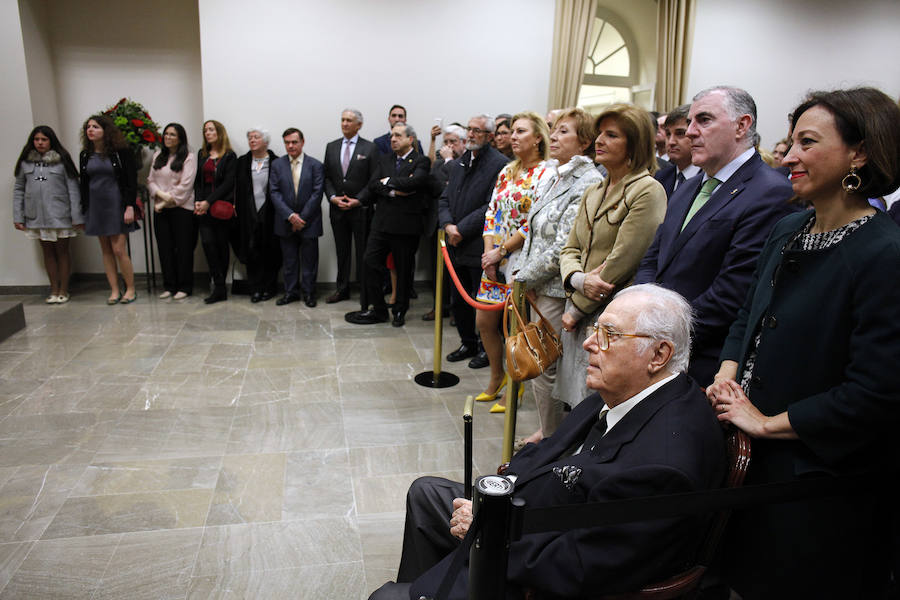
left=323, top=109, right=379, bottom=307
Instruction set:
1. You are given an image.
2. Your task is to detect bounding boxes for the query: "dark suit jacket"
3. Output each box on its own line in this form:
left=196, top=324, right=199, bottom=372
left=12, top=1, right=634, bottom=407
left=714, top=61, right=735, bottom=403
left=367, top=150, right=431, bottom=236
left=634, top=152, right=796, bottom=385
left=269, top=153, right=325, bottom=238
left=655, top=164, right=678, bottom=199
left=233, top=149, right=278, bottom=263
left=374, top=132, right=423, bottom=156
left=322, top=136, right=377, bottom=219
left=718, top=210, right=900, bottom=598
left=437, top=147, right=509, bottom=268
left=410, top=373, right=726, bottom=600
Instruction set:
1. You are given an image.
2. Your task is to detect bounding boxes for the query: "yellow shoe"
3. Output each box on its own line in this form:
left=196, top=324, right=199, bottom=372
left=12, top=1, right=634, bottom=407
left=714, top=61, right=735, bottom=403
left=475, top=374, right=509, bottom=402
left=489, top=402, right=506, bottom=413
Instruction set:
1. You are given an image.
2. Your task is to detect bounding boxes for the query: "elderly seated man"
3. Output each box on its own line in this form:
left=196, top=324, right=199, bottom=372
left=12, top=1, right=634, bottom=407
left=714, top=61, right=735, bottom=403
left=370, top=284, right=726, bottom=600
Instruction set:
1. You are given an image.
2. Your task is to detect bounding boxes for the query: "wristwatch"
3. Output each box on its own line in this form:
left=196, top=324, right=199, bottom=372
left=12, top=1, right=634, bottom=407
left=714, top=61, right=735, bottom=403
left=499, top=245, right=509, bottom=257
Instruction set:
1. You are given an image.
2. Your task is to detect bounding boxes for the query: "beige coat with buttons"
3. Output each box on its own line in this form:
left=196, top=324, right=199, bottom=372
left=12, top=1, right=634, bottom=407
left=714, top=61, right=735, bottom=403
left=559, top=170, right=666, bottom=316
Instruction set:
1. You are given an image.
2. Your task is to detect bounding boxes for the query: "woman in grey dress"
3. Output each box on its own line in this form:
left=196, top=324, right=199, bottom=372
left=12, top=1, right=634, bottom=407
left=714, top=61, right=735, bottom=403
left=13, top=126, right=83, bottom=303
left=79, top=114, right=139, bottom=304
left=514, top=108, right=602, bottom=443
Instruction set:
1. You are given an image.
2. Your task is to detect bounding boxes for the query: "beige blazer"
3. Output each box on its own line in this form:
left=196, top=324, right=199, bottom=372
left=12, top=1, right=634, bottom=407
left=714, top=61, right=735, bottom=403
left=559, top=169, right=666, bottom=315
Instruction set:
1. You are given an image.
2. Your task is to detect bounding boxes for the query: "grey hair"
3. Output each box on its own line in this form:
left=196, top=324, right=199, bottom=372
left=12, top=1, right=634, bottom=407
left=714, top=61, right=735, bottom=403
left=613, top=283, right=693, bottom=373
left=693, top=86, right=757, bottom=149
left=246, top=127, right=270, bottom=144
left=473, top=114, right=496, bottom=133
left=342, top=108, right=364, bottom=125
left=394, top=123, right=416, bottom=139
left=664, top=104, right=690, bottom=128
left=444, top=124, right=466, bottom=140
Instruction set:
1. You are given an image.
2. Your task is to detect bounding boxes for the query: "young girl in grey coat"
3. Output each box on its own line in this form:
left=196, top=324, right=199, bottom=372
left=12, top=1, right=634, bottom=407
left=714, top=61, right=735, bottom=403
left=13, top=126, right=83, bottom=303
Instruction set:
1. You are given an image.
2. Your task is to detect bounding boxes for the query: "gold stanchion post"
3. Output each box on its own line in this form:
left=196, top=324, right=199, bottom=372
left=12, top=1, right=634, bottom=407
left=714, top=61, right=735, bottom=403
left=501, top=281, right=526, bottom=463
left=414, top=230, right=459, bottom=388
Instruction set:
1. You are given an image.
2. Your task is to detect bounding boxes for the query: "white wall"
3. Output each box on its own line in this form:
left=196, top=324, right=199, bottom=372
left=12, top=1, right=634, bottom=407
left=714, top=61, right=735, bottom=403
left=688, top=0, right=900, bottom=149
left=1, top=1, right=40, bottom=286
left=198, top=0, right=556, bottom=283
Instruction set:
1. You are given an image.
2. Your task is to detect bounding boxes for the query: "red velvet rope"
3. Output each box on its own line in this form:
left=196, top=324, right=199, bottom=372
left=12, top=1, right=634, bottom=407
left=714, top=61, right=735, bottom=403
left=440, top=243, right=506, bottom=311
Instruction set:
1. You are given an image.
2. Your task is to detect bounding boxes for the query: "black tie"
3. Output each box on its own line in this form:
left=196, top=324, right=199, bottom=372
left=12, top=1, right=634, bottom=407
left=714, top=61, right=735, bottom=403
left=676, top=171, right=686, bottom=188
left=580, top=410, right=609, bottom=454
left=395, top=155, right=403, bottom=170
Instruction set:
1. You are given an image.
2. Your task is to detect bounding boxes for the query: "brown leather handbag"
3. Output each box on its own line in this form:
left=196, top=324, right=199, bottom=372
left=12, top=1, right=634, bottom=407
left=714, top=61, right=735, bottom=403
left=503, top=295, right=563, bottom=382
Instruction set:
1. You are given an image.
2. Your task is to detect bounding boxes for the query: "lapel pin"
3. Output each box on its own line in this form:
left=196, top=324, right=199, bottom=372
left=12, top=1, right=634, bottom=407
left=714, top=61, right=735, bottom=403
left=731, top=188, right=738, bottom=194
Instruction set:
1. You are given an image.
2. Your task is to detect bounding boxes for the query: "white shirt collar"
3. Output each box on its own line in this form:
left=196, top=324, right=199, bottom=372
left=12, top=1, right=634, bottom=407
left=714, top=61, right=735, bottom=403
left=604, top=372, right=680, bottom=434
left=677, top=164, right=700, bottom=180
left=290, top=152, right=304, bottom=164
left=703, top=147, right=755, bottom=189
left=343, top=134, right=359, bottom=145
left=397, top=148, right=414, bottom=160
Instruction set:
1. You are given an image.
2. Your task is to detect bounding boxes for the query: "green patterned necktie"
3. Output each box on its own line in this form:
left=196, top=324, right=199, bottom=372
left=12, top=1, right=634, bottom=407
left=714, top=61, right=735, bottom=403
left=681, top=177, right=720, bottom=231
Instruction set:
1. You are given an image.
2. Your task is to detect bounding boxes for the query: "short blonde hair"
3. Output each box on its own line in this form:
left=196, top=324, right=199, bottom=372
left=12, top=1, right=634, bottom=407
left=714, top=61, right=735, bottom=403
left=552, top=107, right=597, bottom=159
left=595, top=104, right=658, bottom=175
left=507, top=111, right=550, bottom=181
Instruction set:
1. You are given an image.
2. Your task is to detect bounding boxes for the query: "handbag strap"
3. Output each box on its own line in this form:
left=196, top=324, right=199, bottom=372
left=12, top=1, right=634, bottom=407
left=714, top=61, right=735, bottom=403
left=502, top=295, right=527, bottom=340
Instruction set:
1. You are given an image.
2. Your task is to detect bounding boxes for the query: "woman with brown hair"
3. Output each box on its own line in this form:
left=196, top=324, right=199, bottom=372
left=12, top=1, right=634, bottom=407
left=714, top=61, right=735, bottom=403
left=476, top=111, right=549, bottom=412
left=80, top=114, right=139, bottom=304
left=193, top=119, right=237, bottom=304
left=557, top=104, right=667, bottom=408
left=708, top=87, right=900, bottom=599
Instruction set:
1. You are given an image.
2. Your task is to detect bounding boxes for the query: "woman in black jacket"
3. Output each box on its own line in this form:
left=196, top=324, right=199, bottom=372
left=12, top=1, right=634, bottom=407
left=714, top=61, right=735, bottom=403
left=80, top=114, right=139, bottom=304
left=233, top=127, right=281, bottom=302
left=194, top=119, right=237, bottom=304
left=707, top=87, right=900, bottom=599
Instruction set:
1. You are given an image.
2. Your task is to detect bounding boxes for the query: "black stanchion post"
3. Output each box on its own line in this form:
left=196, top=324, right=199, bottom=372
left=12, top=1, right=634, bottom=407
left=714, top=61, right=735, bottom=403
left=464, top=395, right=474, bottom=500
left=468, top=475, right=515, bottom=600
left=415, top=230, right=459, bottom=388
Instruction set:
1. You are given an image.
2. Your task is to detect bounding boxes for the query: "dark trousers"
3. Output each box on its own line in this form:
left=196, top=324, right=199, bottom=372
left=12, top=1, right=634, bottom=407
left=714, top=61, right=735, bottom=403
left=449, top=255, right=481, bottom=347
left=246, top=231, right=282, bottom=295
left=155, top=207, right=196, bottom=294
left=279, top=234, right=318, bottom=297
left=364, top=230, right=418, bottom=315
left=330, top=207, right=369, bottom=307
left=397, top=476, right=463, bottom=583
left=198, top=214, right=231, bottom=289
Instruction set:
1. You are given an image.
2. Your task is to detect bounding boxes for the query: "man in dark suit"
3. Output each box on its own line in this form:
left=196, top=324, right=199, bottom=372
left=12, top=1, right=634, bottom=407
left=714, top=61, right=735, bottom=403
left=635, top=86, right=796, bottom=386
left=373, top=104, right=423, bottom=156
left=323, top=109, right=379, bottom=306
left=269, top=128, right=324, bottom=308
left=654, top=104, right=700, bottom=200
left=369, top=284, right=726, bottom=600
left=345, top=124, right=431, bottom=327
left=438, top=115, right=508, bottom=363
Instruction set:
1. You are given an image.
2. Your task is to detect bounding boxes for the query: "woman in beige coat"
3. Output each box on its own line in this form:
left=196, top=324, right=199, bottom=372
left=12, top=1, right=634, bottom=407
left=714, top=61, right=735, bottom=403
left=556, top=104, right=667, bottom=407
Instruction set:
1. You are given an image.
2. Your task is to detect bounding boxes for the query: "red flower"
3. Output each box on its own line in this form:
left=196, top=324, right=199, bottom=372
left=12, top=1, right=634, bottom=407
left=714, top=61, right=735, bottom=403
left=513, top=192, right=522, bottom=201
left=143, top=111, right=150, bottom=118
left=156, top=133, right=162, bottom=143
left=510, top=209, right=519, bottom=219
left=118, top=97, right=127, bottom=104
left=131, top=118, right=145, bottom=127
left=142, top=130, right=155, bottom=142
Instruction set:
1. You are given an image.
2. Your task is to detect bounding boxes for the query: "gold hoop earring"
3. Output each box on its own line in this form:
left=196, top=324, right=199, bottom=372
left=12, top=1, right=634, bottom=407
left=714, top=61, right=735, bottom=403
left=841, top=166, right=862, bottom=193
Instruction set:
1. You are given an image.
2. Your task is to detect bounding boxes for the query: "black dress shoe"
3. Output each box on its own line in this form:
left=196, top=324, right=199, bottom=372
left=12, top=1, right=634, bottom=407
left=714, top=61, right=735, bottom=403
left=259, top=290, right=275, bottom=301
left=422, top=310, right=435, bottom=321
left=345, top=309, right=389, bottom=325
left=392, top=311, right=405, bottom=327
left=468, top=350, right=489, bottom=369
left=204, top=288, right=227, bottom=304
left=276, top=294, right=300, bottom=306
left=250, top=292, right=263, bottom=303
left=446, top=344, right=478, bottom=362
left=326, top=290, right=349, bottom=304
left=304, top=295, right=317, bottom=308
left=409, top=288, right=418, bottom=299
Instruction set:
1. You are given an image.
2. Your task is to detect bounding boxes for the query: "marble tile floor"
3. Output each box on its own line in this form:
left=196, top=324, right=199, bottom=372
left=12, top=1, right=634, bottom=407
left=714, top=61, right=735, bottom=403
left=0, top=285, right=539, bottom=599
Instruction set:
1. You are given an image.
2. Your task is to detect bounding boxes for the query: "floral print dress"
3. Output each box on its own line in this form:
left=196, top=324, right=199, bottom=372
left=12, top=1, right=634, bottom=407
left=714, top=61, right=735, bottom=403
left=482, top=162, right=545, bottom=277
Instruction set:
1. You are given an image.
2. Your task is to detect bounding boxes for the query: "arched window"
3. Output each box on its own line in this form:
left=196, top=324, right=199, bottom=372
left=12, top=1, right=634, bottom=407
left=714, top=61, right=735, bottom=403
left=577, top=9, right=639, bottom=112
